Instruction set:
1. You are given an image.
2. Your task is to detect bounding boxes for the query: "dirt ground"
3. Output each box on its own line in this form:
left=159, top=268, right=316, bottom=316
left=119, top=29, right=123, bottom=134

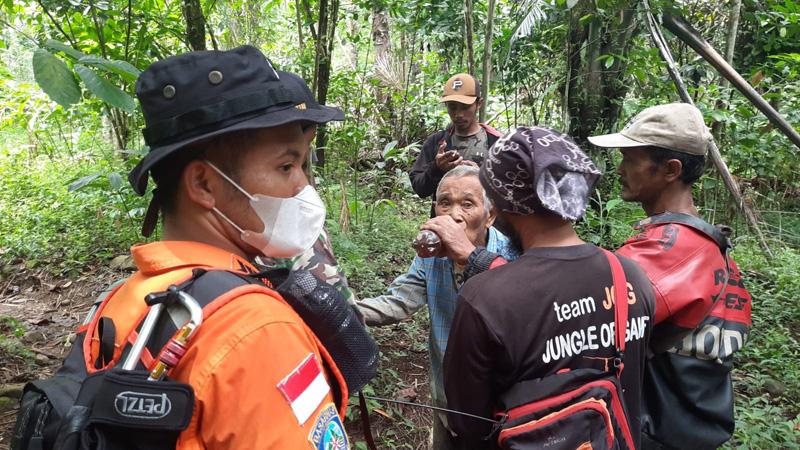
left=0, top=263, right=434, bottom=450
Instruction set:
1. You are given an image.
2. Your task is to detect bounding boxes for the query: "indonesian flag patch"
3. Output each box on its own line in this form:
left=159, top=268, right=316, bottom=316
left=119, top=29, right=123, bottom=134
left=277, top=353, right=331, bottom=424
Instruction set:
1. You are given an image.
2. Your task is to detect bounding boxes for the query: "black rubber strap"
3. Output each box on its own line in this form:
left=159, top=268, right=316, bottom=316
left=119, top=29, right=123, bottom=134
left=97, top=317, right=116, bottom=368
left=143, top=270, right=262, bottom=362
left=359, top=393, right=378, bottom=450
left=635, top=212, right=731, bottom=253
left=141, top=188, right=160, bottom=238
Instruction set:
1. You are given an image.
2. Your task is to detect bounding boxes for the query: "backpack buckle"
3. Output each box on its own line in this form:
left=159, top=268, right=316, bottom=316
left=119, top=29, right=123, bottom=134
left=613, top=352, right=625, bottom=376
left=486, top=413, right=508, bottom=440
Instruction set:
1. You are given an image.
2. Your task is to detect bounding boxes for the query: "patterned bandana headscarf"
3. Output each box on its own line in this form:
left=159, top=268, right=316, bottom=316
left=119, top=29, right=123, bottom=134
left=480, top=126, right=602, bottom=221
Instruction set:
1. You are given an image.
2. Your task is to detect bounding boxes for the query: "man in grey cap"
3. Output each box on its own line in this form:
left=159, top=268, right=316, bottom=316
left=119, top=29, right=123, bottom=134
left=589, top=103, right=753, bottom=450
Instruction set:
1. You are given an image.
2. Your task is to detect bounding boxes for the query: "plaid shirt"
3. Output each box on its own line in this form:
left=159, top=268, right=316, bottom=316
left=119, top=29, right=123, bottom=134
left=357, top=227, right=518, bottom=406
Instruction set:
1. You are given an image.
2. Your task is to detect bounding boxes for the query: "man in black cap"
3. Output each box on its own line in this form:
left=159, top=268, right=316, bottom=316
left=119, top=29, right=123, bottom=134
left=93, top=46, right=352, bottom=448
left=443, top=127, right=656, bottom=449
left=255, top=70, right=363, bottom=321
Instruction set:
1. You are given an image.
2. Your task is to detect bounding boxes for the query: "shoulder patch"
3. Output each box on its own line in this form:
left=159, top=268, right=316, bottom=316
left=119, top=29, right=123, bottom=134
left=308, top=403, right=349, bottom=449
left=277, top=353, right=331, bottom=424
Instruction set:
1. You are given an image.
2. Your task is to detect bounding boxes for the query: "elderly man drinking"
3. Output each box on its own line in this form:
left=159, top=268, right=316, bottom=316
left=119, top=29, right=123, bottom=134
left=356, top=165, right=518, bottom=450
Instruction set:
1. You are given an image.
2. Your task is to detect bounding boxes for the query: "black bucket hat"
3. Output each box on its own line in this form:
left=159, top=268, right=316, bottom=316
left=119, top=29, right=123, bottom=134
left=278, top=70, right=345, bottom=123
left=129, top=45, right=343, bottom=195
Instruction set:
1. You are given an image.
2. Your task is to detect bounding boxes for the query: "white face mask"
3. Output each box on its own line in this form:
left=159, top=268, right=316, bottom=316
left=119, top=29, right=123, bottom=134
left=206, top=162, right=326, bottom=258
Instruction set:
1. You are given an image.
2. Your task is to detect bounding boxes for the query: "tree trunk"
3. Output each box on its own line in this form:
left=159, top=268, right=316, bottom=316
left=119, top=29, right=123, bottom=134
left=371, top=7, right=397, bottom=143
left=313, top=0, right=340, bottom=167
left=464, top=0, right=475, bottom=74
left=711, top=0, right=742, bottom=137
left=344, top=14, right=359, bottom=71
left=312, top=0, right=328, bottom=94
left=565, top=4, right=638, bottom=146
left=371, top=9, right=392, bottom=105
left=183, top=0, right=206, bottom=51
left=479, top=0, right=496, bottom=122
left=294, top=0, right=308, bottom=78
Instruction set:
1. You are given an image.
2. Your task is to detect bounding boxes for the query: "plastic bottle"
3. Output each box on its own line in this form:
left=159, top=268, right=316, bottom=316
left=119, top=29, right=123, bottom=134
left=412, top=230, right=442, bottom=258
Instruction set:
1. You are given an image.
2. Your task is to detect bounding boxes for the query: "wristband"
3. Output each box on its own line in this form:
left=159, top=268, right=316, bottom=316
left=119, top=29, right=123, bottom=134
left=463, top=246, right=500, bottom=281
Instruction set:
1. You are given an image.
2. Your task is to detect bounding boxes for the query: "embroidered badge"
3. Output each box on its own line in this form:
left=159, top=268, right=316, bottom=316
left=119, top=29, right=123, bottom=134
left=277, top=353, right=330, bottom=425
left=308, top=403, right=348, bottom=450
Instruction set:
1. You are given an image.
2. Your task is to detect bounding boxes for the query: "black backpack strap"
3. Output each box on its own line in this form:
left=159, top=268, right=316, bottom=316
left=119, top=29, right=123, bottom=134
left=137, top=269, right=266, bottom=367
left=635, top=212, right=732, bottom=254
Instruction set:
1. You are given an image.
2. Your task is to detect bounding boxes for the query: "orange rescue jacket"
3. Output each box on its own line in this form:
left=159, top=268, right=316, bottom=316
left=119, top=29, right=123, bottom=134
left=82, top=241, right=350, bottom=449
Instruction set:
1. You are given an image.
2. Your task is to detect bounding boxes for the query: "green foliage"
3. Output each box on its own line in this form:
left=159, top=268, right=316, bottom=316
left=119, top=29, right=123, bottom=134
left=76, top=55, right=140, bottom=83
left=74, top=63, right=136, bottom=112
left=728, top=396, right=800, bottom=449
left=0, top=132, right=146, bottom=272
left=0, top=315, right=33, bottom=361
left=324, top=183, right=425, bottom=298
left=1, top=1, right=799, bottom=447
left=720, top=240, right=800, bottom=448
left=31, top=48, right=80, bottom=108
left=32, top=43, right=139, bottom=113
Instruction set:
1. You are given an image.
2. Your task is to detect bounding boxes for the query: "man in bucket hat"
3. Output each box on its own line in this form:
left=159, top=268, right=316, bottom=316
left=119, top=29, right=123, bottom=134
left=589, top=103, right=753, bottom=450
left=95, top=46, right=352, bottom=448
left=255, top=70, right=363, bottom=322
left=443, top=127, right=656, bottom=449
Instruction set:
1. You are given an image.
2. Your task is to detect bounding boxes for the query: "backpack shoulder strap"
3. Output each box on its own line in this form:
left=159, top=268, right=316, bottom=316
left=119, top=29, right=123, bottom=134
left=636, top=212, right=732, bottom=254
left=635, top=212, right=736, bottom=323
left=600, top=248, right=629, bottom=378
left=140, top=269, right=271, bottom=365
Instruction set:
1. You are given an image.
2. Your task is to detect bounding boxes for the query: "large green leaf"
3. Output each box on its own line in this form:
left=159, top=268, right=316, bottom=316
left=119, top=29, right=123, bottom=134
left=78, top=56, right=141, bottom=82
left=31, top=49, right=81, bottom=108
left=67, top=173, right=102, bottom=192
left=74, top=64, right=136, bottom=112
left=43, top=39, right=87, bottom=61
left=107, top=172, right=123, bottom=191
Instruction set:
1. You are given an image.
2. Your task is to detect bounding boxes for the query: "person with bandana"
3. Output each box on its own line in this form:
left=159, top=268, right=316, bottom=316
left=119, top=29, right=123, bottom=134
left=92, top=46, right=355, bottom=448
left=443, top=127, right=656, bottom=449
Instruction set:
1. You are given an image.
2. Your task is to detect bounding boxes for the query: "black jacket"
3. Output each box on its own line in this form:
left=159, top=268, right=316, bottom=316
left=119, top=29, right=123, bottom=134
left=409, top=124, right=502, bottom=199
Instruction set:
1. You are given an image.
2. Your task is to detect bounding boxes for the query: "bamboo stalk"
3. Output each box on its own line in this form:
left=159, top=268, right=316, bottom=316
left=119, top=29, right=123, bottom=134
left=662, top=13, right=800, bottom=151
left=643, top=2, right=774, bottom=257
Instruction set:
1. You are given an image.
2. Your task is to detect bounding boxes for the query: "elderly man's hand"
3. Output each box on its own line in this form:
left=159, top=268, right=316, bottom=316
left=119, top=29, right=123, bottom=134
left=421, top=216, right=476, bottom=265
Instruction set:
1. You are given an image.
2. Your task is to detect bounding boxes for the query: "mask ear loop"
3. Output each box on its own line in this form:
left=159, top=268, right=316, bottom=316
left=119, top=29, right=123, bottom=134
left=205, top=161, right=256, bottom=201
left=204, top=161, right=252, bottom=235
left=212, top=207, right=246, bottom=234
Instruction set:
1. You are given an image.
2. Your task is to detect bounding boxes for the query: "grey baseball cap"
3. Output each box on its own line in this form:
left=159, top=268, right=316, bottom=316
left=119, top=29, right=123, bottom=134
left=588, top=103, right=711, bottom=156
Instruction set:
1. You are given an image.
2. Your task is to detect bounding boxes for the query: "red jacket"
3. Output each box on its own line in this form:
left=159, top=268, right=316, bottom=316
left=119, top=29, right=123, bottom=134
left=617, top=217, right=752, bottom=449
left=617, top=220, right=751, bottom=353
